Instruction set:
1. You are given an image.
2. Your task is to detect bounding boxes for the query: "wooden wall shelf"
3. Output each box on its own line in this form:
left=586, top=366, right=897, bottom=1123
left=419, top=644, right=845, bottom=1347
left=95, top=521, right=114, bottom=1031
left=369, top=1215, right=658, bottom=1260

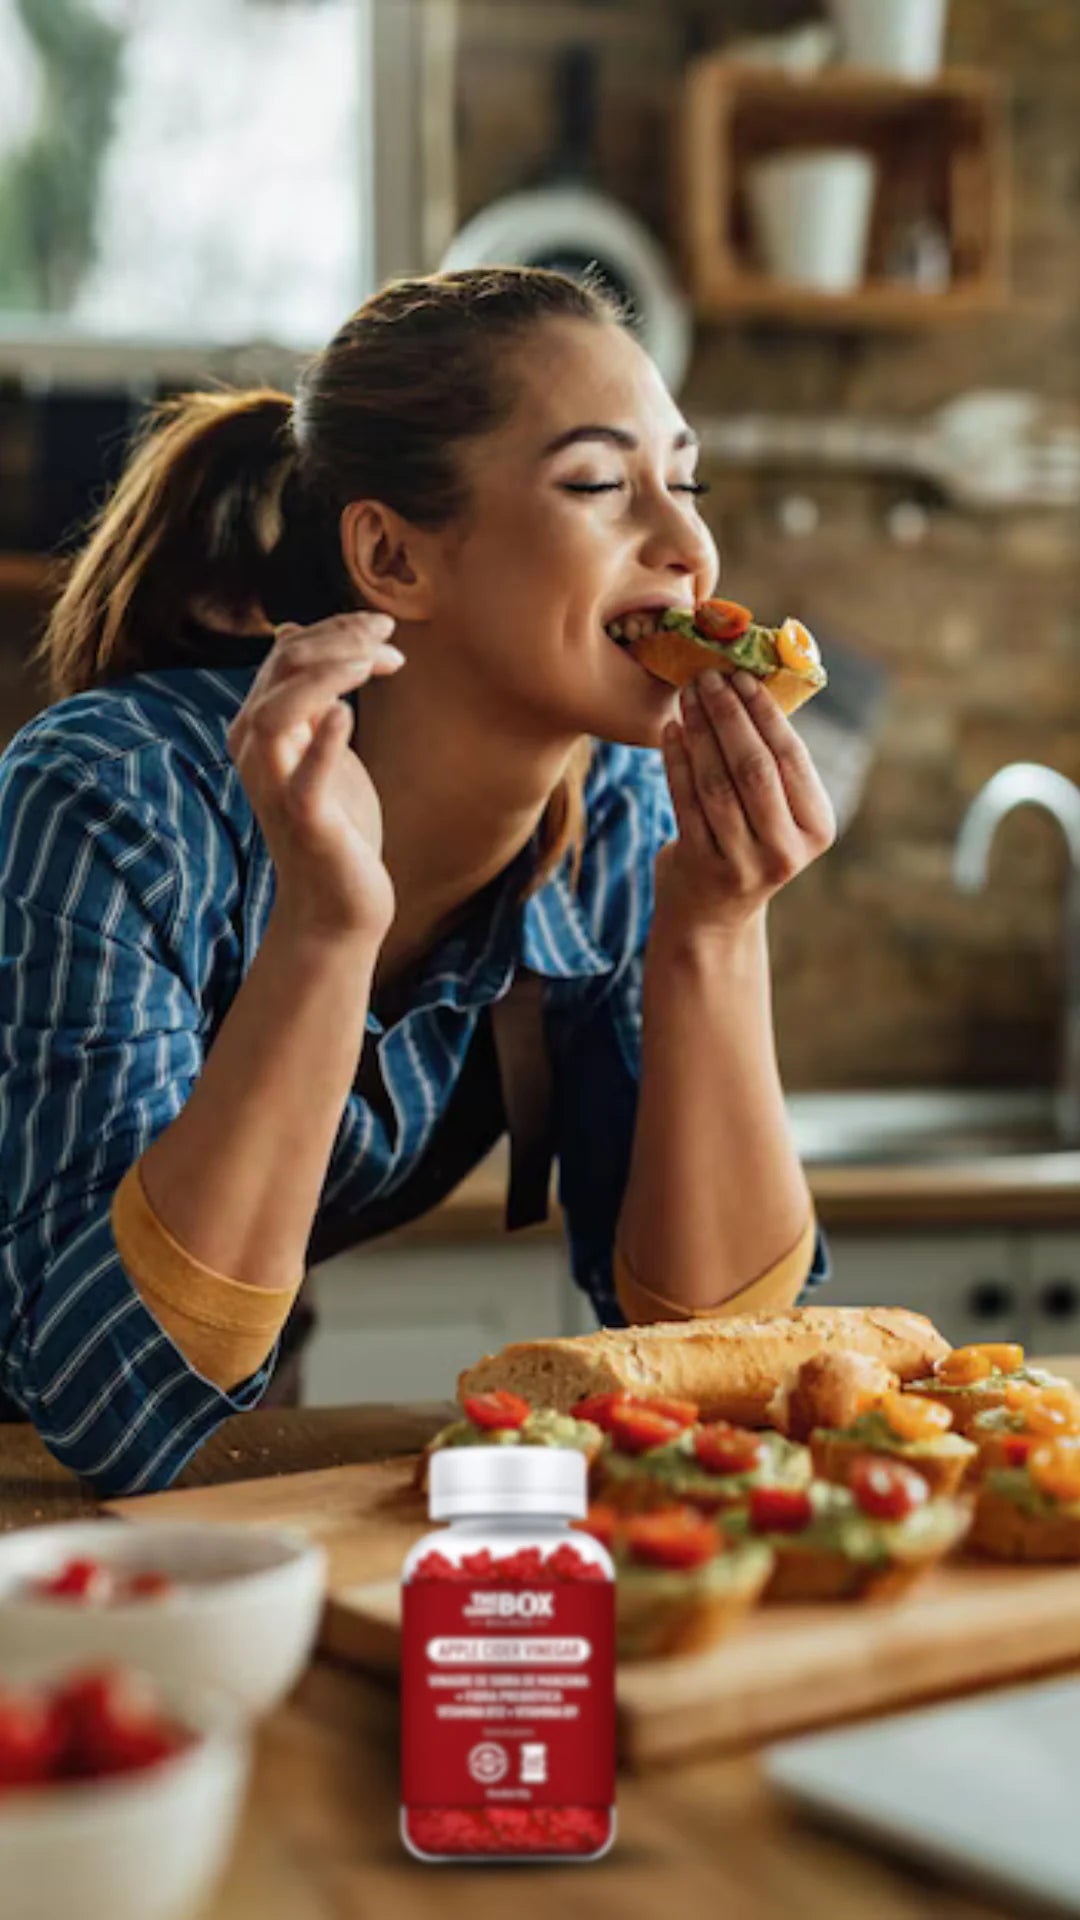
left=674, top=60, right=1010, bottom=329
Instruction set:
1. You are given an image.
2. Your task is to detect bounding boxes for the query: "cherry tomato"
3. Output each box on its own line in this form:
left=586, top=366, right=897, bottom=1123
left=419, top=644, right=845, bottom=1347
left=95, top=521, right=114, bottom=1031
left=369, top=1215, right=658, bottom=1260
left=748, top=1486, right=814, bottom=1533
left=574, top=1503, right=620, bottom=1552
left=623, top=1506, right=722, bottom=1571
left=635, top=1395, right=699, bottom=1429
left=1002, top=1434, right=1037, bottom=1468
left=849, top=1455, right=928, bottom=1522
left=693, top=1423, right=763, bottom=1477
left=776, top=617, right=822, bottom=675
left=934, top=1348, right=994, bottom=1386
left=461, top=1391, right=532, bottom=1432
left=608, top=1405, right=687, bottom=1455
left=1029, top=1438, right=1080, bottom=1504
left=695, top=599, right=752, bottom=643
left=880, top=1392, right=953, bottom=1442
left=569, top=1391, right=631, bottom=1432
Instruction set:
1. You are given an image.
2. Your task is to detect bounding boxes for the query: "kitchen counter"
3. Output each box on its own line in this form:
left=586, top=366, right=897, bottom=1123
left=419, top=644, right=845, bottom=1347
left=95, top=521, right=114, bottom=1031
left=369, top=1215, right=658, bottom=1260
left=4, top=1388, right=1078, bottom=1918
left=387, top=1138, right=1080, bottom=1242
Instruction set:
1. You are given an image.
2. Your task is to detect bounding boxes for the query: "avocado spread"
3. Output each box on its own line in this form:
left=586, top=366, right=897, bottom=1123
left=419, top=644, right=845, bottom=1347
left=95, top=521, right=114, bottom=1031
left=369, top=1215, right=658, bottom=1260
left=985, top=1466, right=1080, bottom=1520
left=613, top=1537, right=773, bottom=1603
left=823, top=1408, right=972, bottom=1459
left=428, top=1407, right=599, bottom=1455
left=602, top=1428, right=809, bottom=1501
left=658, top=608, right=783, bottom=677
left=725, top=1481, right=968, bottom=1568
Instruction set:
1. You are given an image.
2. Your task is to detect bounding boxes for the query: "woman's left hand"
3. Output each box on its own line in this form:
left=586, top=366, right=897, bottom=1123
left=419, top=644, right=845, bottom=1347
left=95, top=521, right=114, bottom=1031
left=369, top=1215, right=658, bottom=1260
left=654, top=666, right=837, bottom=936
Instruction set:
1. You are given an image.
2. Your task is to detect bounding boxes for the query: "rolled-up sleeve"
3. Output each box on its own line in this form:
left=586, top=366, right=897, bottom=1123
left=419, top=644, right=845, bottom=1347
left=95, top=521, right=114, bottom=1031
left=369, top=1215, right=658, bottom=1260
left=0, top=745, right=275, bottom=1494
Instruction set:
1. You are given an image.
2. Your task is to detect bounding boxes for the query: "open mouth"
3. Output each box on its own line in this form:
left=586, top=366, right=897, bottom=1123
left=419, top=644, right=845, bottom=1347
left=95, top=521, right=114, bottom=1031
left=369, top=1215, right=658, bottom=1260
left=604, top=608, right=679, bottom=648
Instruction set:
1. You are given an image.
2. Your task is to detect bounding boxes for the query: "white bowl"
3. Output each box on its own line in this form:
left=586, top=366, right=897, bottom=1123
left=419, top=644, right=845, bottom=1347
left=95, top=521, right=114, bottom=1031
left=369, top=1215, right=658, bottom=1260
left=0, top=1665, right=250, bottom=1920
left=0, top=1521, right=326, bottom=1718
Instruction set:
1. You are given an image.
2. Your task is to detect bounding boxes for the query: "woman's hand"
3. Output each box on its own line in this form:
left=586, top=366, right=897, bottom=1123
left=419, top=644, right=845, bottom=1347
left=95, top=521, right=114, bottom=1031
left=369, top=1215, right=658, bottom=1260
left=226, top=612, right=405, bottom=945
left=654, top=667, right=836, bottom=937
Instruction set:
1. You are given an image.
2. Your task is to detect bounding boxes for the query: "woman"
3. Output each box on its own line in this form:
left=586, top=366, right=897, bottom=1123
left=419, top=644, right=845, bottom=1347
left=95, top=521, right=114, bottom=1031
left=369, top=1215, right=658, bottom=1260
left=0, top=268, right=834, bottom=1496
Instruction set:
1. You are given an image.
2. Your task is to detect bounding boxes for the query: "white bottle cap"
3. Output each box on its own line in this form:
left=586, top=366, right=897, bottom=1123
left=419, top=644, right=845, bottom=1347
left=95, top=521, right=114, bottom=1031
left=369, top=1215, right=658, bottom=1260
left=428, top=1445, right=588, bottom=1519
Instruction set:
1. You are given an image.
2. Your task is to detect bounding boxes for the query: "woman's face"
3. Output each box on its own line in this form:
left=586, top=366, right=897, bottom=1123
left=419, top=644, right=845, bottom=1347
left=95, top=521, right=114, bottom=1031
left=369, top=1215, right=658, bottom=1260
left=423, top=318, right=719, bottom=749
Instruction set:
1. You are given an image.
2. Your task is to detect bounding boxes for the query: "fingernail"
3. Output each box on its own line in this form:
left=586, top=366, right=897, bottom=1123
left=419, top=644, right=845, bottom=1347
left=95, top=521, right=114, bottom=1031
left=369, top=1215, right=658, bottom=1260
left=680, top=681, right=698, bottom=716
left=700, top=669, right=724, bottom=696
left=363, top=612, right=396, bottom=638
left=732, top=670, right=756, bottom=699
left=378, top=644, right=406, bottom=666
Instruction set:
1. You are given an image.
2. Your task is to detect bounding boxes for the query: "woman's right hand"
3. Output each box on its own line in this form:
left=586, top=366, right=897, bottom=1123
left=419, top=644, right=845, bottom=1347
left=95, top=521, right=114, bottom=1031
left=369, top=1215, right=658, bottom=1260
left=226, top=612, right=405, bottom=945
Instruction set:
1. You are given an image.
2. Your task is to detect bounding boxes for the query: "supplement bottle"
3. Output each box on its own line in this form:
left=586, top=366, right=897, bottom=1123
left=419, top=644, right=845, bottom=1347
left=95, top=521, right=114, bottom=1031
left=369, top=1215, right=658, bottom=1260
left=400, top=1445, right=616, bottom=1863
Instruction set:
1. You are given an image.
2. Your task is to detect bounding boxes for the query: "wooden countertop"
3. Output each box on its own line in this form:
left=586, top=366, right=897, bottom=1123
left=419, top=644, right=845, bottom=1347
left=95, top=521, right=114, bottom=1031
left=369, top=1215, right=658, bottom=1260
left=385, top=1140, right=1080, bottom=1245
left=4, top=1392, right=1075, bottom=1918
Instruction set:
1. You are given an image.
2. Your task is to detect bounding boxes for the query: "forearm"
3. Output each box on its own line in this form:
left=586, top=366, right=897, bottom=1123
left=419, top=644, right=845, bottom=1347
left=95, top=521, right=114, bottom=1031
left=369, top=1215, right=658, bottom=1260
left=137, top=909, right=378, bottom=1291
left=616, top=903, right=813, bottom=1312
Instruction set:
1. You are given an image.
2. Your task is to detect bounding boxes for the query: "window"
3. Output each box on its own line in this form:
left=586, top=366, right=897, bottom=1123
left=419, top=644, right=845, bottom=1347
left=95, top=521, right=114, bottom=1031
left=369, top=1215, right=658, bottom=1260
left=0, top=0, right=445, bottom=383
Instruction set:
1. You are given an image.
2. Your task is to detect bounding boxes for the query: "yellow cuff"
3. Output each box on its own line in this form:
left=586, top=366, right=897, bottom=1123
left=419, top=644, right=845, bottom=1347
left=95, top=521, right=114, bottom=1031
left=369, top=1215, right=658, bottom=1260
left=613, top=1213, right=819, bottom=1325
left=110, top=1160, right=301, bottom=1390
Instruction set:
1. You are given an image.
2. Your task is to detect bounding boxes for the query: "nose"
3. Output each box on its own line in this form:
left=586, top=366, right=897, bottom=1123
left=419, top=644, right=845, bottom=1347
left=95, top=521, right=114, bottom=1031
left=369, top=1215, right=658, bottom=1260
left=637, top=489, right=717, bottom=594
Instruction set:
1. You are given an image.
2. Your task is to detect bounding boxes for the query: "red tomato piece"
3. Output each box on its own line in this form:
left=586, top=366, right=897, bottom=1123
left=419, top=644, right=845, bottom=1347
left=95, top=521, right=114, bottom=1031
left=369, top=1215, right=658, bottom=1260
left=849, top=1454, right=928, bottom=1522
left=748, top=1486, right=814, bottom=1533
left=32, top=1557, right=112, bottom=1604
left=0, top=1687, right=66, bottom=1790
left=461, top=1390, right=532, bottom=1431
left=696, top=598, right=753, bottom=643
left=1003, top=1434, right=1037, bottom=1468
left=623, top=1506, right=722, bottom=1571
left=693, top=1423, right=763, bottom=1477
left=123, top=1572, right=175, bottom=1602
left=608, top=1405, right=686, bottom=1455
left=570, top=1391, right=632, bottom=1432
left=574, top=1503, right=620, bottom=1551
left=57, top=1667, right=186, bottom=1780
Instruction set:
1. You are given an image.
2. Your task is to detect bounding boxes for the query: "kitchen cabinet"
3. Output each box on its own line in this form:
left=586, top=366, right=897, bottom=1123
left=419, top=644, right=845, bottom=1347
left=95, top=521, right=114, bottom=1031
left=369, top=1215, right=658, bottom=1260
left=304, top=1241, right=578, bottom=1406
left=1025, top=1233, right=1080, bottom=1356
left=820, top=1230, right=1030, bottom=1349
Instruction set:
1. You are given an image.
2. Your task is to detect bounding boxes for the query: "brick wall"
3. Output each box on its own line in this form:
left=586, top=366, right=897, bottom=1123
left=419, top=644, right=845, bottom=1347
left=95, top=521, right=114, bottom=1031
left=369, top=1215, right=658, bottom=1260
left=457, top=0, right=1080, bottom=1090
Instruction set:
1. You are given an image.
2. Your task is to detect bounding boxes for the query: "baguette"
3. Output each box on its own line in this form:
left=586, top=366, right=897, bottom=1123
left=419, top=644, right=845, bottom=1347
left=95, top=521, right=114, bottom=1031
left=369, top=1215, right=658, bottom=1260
left=457, top=1307, right=950, bottom=1431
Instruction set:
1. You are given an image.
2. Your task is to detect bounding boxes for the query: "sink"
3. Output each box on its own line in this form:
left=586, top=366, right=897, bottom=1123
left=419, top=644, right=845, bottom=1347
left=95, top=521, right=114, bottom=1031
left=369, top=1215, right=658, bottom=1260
left=786, top=1090, right=1072, bottom=1167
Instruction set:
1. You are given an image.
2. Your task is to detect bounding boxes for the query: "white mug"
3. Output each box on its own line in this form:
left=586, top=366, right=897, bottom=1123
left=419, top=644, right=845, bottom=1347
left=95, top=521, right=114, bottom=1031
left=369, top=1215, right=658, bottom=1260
left=745, top=149, right=878, bottom=293
left=827, top=0, right=949, bottom=79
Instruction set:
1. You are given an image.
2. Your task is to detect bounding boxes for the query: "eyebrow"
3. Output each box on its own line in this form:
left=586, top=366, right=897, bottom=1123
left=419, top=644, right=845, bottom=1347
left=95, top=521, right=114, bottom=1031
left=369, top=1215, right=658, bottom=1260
left=539, top=424, right=700, bottom=458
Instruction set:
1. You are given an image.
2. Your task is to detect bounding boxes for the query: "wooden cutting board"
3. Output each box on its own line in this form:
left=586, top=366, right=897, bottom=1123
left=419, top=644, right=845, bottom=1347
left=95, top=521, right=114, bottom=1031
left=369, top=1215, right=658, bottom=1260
left=110, top=1453, right=1080, bottom=1771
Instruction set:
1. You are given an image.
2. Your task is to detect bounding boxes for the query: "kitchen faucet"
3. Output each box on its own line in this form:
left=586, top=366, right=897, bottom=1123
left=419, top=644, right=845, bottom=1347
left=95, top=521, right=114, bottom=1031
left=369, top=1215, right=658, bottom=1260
left=953, top=762, right=1080, bottom=1143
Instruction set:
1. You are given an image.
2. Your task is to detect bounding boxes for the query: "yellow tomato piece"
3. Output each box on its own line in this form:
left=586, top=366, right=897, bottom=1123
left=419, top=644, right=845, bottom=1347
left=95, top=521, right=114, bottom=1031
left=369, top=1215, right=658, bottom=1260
left=777, top=617, right=820, bottom=675
left=1029, top=1437, right=1080, bottom=1503
left=881, top=1391, right=953, bottom=1442
left=935, top=1347, right=994, bottom=1386
left=1017, top=1386, right=1080, bottom=1438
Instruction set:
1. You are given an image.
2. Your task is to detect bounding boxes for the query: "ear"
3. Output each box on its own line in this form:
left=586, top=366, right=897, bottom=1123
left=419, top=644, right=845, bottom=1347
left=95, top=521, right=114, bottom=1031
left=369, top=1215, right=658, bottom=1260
left=340, top=500, right=438, bottom=621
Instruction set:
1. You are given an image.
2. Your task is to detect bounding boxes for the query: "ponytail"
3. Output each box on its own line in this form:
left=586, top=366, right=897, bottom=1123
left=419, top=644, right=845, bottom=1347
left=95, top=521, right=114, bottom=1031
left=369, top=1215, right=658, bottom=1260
left=37, top=388, right=352, bottom=701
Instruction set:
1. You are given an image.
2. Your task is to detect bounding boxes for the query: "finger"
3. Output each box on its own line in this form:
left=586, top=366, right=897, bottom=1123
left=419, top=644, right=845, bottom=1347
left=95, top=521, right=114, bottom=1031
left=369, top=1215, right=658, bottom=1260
left=729, top=671, right=837, bottom=846
left=661, top=720, right=723, bottom=864
left=694, top=670, right=801, bottom=848
left=239, top=657, right=384, bottom=783
left=678, top=678, right=755, bottom=864
left=285, top=702, right=352, bottom=826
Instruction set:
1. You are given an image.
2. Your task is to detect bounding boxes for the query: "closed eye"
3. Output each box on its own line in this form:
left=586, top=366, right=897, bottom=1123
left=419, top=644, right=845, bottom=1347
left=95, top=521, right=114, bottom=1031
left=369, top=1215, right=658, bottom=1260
left=560, top=481, right=711, bottom=496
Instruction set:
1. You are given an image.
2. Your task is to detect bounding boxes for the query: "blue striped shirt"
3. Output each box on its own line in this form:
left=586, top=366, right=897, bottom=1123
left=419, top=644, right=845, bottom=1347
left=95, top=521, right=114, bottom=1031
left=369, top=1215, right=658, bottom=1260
left=0, top=662, right=828, bottom=1493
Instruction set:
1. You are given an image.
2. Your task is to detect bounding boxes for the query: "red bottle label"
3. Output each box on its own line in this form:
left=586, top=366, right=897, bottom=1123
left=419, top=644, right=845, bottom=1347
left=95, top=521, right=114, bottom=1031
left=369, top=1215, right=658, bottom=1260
left=401, top=1578, right=616, bottom=1810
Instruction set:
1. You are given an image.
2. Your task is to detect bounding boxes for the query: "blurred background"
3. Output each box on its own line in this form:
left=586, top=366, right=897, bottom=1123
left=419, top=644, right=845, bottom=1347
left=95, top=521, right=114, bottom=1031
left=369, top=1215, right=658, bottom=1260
left=2, top=0, right=1079, bottom=1381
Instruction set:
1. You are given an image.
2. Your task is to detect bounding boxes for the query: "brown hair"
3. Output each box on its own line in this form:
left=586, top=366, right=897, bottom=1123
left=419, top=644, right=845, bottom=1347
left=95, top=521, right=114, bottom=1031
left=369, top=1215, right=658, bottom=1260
left=39, top=266, right=631, bottom=891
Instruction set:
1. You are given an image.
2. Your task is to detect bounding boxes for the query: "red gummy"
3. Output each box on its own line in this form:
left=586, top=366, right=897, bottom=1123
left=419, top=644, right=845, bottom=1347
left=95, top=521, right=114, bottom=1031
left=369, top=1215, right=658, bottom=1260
left=408, top=1542, right=607, bottom=1582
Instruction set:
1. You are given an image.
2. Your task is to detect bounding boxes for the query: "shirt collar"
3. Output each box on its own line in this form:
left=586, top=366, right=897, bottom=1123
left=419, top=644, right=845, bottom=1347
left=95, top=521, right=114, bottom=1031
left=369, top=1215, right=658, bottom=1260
left=366, top=833, right=612, bottom=1034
